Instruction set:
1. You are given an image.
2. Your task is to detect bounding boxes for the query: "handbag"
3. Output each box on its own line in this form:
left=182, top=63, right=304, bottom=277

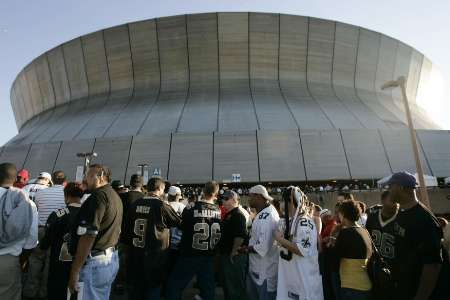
left=365, top=229, right=393, bottom=295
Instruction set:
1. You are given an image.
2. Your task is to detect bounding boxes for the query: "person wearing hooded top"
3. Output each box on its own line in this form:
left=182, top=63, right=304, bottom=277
left=0, top=163, right=38, bottom=300
left=274, top=186, right=324, bottom=300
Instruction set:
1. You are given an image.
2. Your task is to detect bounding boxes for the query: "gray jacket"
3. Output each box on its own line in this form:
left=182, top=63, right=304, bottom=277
left=0, top=187, right=33, bottom=248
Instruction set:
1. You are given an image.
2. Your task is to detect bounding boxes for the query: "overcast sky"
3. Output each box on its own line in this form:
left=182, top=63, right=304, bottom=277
left=1, top=0, right=449, bottom=145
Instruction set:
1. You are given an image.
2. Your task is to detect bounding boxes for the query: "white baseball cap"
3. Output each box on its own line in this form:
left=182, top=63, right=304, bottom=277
left=38, top=172, right=52, bottom=180
left=168, top=186, right=182, bottom=196
left=249, top=185, right=273, bottom=201
left=38, top=172, right=53, bottom=185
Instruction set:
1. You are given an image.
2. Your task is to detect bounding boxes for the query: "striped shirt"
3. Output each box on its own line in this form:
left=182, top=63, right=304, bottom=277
left=23, top=183, right=48, bottom=202
left=35, top=185, right=66, bottom=226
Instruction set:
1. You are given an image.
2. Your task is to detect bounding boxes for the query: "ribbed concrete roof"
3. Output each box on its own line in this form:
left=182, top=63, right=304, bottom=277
left=3, top=13, right=449, bottom=184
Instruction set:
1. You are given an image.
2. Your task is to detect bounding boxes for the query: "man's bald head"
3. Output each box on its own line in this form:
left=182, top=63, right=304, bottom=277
left=0, top=163, right=17, bottom=187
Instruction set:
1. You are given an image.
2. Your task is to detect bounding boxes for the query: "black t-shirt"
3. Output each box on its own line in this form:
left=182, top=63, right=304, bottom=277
left=218, top=207, right=248, bottom=255
left=390, top=202, right=443, bottom=300
left=40, top=204, right=81, bottom=263
left=366, top=210, right=397, bottom=267
left=69, top=184, right=123, bottom=254
left=179, top=200, right=222, bottom=257
left=334, top=226, right=372, bottom=260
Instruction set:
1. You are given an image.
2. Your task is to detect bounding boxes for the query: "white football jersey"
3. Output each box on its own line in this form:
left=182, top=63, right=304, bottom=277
left=276, top=214, right=324, bottom=300
left=169, top=201, right=186, bottom=249
left=22, top=183, right=48, bottom=202
left=249, top=204, right=280, bottom=291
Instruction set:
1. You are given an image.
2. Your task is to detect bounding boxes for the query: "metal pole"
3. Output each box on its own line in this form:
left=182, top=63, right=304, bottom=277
left=398, top=76, right=431, bottom=208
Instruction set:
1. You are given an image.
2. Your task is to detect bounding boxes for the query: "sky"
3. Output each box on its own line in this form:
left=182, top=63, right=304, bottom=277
left=1, top=0, right=449, bottom=146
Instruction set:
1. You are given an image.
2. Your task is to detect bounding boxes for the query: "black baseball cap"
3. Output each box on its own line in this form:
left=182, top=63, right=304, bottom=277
left=386, top=171, right=417, bottom=189
left=111, top=180, right=124, bottom=189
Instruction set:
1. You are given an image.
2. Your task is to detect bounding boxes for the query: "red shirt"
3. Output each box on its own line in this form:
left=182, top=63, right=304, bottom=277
left=220, top=205, right=227, bottom=220
left=321, top=219, right=337, bottom=239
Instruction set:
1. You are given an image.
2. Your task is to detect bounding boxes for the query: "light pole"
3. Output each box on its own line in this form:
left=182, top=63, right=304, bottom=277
left=76, top=152, right=98, bottom=176
left=381, top=76, right=430, bottom=208
left=137, top=163, right=149, bottom=183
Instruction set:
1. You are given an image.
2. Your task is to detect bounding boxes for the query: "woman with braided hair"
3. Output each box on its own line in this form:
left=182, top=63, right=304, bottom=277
left=274, top=186, right=324, bottom=300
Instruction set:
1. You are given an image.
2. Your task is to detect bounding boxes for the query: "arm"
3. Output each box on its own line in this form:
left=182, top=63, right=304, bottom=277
left=162, top=203, right=182, bottom=228
left=230, top=237, right=245, bottom=262
left=40, top=212, right=58, bottom=250
left=19, top=249, right=33, bottom=272
left=68, top=193, right=105, bottom=293
left=68, top=235, right=96, bottom=293
left=413, top=264, right=441, bottom=300
left=274, top=231, right=302, bottom=256
left=230, top=213, right=247, bottom=257
left=21, top=200, right=38, bottom=272
left=251, top=215, right=278, bottom=257
left=413, top=221, right=443, bottom=300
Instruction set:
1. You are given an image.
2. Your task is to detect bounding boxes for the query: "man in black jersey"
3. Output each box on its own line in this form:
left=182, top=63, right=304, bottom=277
left=386, top=172, right=443, bottom=300
left=39, top=182, right=83, bottom=300
left=365, top=190, right=398, bottom=299
left=122, top=176, right=181, bottom=300
left=366, top=190, right=398, bottom=267
left=115, top=174, right=145, bottom=294
left=166, top=181, right=222, bottom=300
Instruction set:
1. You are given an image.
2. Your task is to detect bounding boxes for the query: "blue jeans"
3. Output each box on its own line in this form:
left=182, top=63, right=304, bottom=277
left=340, top=288, right=371, bottom=300
left=165, top=255, right=215, bottom=300
left=246, top=275, right=276, bottom=300
left=79, top=250, right=119, bottom=300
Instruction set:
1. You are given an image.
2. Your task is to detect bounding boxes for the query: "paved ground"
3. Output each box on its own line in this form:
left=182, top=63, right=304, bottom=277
left=110, top=279, right=225, bottom=300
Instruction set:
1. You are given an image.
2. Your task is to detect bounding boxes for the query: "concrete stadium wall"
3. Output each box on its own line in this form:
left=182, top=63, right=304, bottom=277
left=306, top=190, right=450, bottom=215
left=2, top=129, right=450, bottom=184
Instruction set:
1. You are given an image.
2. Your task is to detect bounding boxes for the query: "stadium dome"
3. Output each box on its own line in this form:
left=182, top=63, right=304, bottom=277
left=2, top=12, right=450, bottom=184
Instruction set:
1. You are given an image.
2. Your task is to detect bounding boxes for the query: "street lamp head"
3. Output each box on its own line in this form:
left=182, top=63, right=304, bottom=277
left=381, top=76, right=407, bottom=91
left=76, top=152, right=97, bottom=158
left=381, top=80, right=400, bottom=90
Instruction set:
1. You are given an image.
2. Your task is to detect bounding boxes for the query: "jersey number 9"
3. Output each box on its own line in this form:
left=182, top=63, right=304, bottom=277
left=133, top=219, right=148, bottom=248
left=192, top=222, right=221, bottom=251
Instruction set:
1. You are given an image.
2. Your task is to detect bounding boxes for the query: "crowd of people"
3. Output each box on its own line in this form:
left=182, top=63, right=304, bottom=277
left=0, top=161, right=450, bottom=300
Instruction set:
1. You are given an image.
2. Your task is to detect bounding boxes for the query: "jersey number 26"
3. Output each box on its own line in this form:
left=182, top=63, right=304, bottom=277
left=192, top=222, right=221, bottom=251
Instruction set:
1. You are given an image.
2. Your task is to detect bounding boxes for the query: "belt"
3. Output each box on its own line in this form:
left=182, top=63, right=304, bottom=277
left=89, top=246, right=116, bottom=258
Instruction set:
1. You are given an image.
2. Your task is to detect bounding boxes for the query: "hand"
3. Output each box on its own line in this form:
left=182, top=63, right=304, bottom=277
left=19, top=256, right=29, bottom=273
left=230, top=250, right=239, bottom=264
left=237, top=245, right=247, bottom=254
left=274, top=230, right=284, bottom=243
left=68, top=271, right=80, bottom=295
left=327, top=236, right=337, bottom=248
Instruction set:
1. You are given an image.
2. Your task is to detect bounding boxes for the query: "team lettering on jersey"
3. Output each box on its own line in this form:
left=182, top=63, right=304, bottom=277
left=193, top=209, right=221, bottom=219
left=55, top=207, right=70, bottom=218
left=136, top=205, right=151, bottom=214
left=180, top=202, right=222, bottom=255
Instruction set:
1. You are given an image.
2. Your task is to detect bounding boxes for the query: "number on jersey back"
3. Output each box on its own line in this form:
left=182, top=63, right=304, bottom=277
left=180, top=201, right=222, bottom=256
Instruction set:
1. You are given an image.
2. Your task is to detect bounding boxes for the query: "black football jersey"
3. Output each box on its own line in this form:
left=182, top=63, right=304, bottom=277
left=123, top=197, right=181, bottom=252
left=40, top=205, right=81, bottom=264
left=179, top=201, right=222, bottom=256
left=365, top=209, right=397, bottom=266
